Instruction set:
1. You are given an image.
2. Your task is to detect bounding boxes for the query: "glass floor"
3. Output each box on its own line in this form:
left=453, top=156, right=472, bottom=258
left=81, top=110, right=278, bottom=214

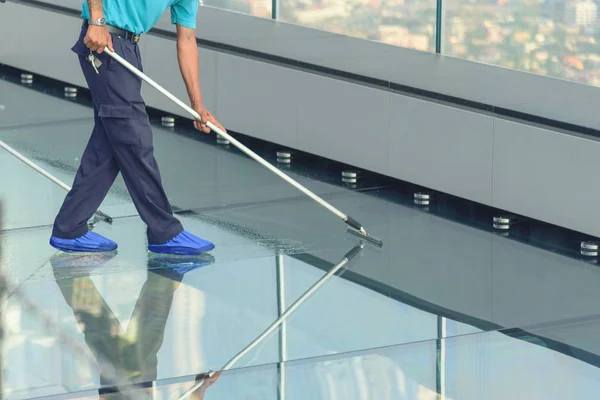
left=1, top=75, right=600, bottom=399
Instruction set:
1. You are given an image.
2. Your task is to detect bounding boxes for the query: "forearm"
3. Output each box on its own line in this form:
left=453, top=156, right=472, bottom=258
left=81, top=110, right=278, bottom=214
left=176, top=31, right=203, bottom=108
left=87, top=0, right=104, bottom=19
left=175, top=26, right=224, bottom=134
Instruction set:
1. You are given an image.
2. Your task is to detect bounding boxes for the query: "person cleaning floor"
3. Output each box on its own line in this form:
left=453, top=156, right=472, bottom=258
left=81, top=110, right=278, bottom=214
left=50, top=0, right=226, bottom=255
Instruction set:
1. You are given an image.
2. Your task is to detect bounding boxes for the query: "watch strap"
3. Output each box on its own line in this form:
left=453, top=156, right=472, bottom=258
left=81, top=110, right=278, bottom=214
left=88, top=17, right=106, bottom=26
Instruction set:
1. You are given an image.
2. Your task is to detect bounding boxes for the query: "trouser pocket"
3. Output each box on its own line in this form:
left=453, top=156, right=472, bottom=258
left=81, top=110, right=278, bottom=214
left=98, top=103, right=142, bottom=146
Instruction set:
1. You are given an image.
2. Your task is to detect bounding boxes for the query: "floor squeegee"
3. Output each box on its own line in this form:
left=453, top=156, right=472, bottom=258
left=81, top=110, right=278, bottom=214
left=104, top=48, right=384, bottom=248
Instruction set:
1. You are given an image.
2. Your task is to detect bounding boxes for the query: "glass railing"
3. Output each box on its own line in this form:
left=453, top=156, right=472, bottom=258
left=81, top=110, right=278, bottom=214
left=208, top=0, right=600, bottom=88
left=12, top=0, right=600, bottom=87
left=13, top=319, right=600, bottom=400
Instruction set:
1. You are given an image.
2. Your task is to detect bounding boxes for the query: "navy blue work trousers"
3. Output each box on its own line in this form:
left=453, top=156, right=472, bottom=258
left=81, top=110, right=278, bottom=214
left=52, top=26, right=183, bottom=244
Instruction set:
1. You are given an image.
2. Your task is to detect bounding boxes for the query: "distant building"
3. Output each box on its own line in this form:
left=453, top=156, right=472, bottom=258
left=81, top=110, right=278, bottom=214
left=565, top=0, right=598, bottom=27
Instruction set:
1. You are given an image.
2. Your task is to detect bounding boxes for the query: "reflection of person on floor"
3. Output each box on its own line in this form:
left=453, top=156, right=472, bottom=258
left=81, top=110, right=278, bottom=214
left=50, top=252, right=218, bottom=398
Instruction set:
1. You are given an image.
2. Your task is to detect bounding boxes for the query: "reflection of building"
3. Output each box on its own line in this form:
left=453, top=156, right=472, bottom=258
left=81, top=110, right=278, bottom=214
left=379, top=27, right=429, bottom=51
left=448, top=17, right=465, bottom=45
left=565, top=0, right=598, bottom=26
left=171, top=284, right=206, bottom=374
left=292, top=0, right=347, bottom=25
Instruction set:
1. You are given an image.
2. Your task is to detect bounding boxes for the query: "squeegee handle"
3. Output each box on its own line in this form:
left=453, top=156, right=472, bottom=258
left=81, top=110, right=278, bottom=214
left=103, top=47, right=348, bottom=222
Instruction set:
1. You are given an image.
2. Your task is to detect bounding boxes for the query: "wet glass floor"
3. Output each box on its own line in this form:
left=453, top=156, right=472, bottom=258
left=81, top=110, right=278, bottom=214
left=1, top=76, right=600, bottom=399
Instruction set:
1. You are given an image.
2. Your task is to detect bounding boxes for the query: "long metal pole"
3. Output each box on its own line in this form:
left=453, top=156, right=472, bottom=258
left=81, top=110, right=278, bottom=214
left=103, top=48, right=380, bottom=242
left=176, top=245, right=363, bottom=400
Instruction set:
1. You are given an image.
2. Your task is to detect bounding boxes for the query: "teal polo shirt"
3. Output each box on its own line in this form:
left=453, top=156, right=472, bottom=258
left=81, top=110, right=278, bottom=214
left=81, top=0, right=198, bottom=35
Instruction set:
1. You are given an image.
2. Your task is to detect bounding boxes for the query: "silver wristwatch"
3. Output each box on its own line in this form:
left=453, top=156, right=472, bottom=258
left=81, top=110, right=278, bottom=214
left=88, top=17, right=106, bottom=26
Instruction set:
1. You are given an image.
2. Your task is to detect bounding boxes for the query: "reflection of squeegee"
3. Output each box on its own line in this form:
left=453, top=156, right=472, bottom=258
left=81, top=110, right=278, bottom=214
left=104, top=48, right=383, bottom=248
left=0, top=139, right=113, bottom=224
left=175, top=244, right=364, bottom=400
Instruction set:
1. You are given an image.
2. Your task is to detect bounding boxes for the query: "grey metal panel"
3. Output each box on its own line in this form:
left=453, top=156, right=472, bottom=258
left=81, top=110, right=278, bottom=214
left=388, top=94, right=494, bottom=205
left=215, top=52, right=299, bottom=147
left=492, top=119, right=600, bottom=237
left=296, top=73, right=390, bottom=174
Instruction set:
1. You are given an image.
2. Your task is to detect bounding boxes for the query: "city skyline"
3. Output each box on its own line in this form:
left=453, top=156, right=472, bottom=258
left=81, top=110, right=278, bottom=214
left=203, top=0, right=600, bottom=87
left=271, top=0, right=600, bottom=86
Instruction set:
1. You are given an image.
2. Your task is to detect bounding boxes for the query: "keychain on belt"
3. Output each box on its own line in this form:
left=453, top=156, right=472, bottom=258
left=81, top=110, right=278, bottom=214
left=86, top=49, right=103, bottom=74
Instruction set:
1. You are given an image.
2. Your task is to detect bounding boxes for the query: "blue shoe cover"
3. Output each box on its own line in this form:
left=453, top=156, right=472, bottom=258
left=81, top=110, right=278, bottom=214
left=50, top=231, right=118, bottom=252
left=148, top=230, right=215, bottom=255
